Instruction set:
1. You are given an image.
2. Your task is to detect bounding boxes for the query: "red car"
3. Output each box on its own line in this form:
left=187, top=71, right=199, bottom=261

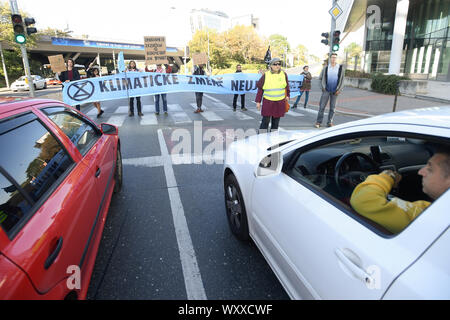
left=0, top=98, right=122, bottom=300
left=46, top=78, right=62, bottom=86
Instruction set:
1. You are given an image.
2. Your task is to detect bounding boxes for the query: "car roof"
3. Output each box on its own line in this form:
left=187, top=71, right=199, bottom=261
left=337, top=106, right=450, bottom=130
left=0, top=98, right=65, bottom=115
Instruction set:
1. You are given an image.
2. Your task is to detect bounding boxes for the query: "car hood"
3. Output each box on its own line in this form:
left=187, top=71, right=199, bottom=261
left=226, top=129, right=316, bottom=165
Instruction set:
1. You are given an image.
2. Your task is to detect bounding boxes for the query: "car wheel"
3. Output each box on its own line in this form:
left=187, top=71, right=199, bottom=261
left=224, top=173, right=249, bottom=241
left=33, top=84, right=37, bottom=90
left=113, top=146, right=123, bottom=193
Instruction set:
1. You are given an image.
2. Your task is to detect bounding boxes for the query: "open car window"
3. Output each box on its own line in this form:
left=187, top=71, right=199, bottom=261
left=284, top=133, right=444, bottom=236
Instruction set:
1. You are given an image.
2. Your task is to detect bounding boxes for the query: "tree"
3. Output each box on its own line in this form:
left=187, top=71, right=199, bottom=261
left=267, top=34, right=291, bottom=61
left=223, top=25, right=265, bottom=64
left=188, top=29, right=230, bottom=69
left=0, top=2, right=38, bottom=84
left=344, top=42, right=363, bottom=70
left=38, top=27, right=73, bottom=38
left=292, top=44, right=308, bottom=66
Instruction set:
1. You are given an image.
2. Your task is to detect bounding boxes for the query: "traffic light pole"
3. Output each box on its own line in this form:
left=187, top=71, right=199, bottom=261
left=9, top=0, right=35, bottom=97
left=329, top=0, right=336, bottom=60
left=20, top=44, right=35, bottom=97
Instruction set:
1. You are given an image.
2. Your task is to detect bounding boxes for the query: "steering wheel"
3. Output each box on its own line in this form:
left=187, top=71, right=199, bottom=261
left=334, top=152, right=380, bottom=197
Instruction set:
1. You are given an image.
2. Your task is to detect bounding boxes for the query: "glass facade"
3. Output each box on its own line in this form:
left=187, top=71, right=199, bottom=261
left=363, top=0, right=450, bottom=81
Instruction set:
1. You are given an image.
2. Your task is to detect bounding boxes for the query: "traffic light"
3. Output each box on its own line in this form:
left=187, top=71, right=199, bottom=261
left=11, top=14, right=26, bottom=44
left=25, top=17, right=37, bottom=36
left=321, top=32, right=329, bottom=46
left=332, top=30, right=341, bottom=52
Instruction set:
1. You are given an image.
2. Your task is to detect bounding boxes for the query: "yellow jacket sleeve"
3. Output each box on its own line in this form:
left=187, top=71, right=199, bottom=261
left=350, top=173, right=430, bottom=234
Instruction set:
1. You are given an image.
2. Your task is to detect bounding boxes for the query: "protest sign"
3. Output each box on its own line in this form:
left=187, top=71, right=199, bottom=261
left=48, top=54, right=66, bottom=73
left=144, top=36, right=167, bottom=65
left=192, top=53, right=208, bottom=66
left=62, top=72, right=304, bottom=107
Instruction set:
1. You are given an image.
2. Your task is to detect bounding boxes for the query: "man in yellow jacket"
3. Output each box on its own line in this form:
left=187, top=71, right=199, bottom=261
left=350, top=148, right=450, bottom=234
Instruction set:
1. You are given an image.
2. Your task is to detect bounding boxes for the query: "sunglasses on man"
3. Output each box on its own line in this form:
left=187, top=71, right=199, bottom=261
left=272, top=63, right=282, bottom=66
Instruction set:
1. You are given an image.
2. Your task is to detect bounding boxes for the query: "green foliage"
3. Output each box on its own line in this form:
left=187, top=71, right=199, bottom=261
left=344, top=42, right=362, bottom=59
left=189, top=27, right=304, bottom=71
left=370, top=73, right=409, bottom=95
left=268, top=34, right=290, bottom=59
left=345, top=70, right=371, bottom=78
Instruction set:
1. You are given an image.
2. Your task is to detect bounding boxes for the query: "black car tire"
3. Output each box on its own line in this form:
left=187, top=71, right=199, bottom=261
left=224, top=173, right=249, bottom=241
left=113, top=146, right=123, bottom=193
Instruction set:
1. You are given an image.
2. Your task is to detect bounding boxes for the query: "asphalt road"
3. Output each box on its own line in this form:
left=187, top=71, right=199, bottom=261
left=45, top=90, right=358, bottom=300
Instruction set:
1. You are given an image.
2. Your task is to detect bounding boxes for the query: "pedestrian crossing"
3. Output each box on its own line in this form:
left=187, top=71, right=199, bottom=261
left=85, top=102, right=310, bottom=127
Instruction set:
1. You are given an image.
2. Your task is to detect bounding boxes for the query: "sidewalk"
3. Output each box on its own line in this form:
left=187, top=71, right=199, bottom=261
left=414, top=80, right=450, bottom=104
left=291, top=79, right=450, bottom=118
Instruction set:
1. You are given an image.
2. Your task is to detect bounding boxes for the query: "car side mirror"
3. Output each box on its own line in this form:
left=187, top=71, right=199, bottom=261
left=101, top=123, right=118, bottom=135
left=255, top=151, right=283, bottom=177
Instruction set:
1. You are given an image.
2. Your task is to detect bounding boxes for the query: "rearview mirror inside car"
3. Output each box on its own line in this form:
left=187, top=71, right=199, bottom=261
left=101, top=123, right=118, bottom=135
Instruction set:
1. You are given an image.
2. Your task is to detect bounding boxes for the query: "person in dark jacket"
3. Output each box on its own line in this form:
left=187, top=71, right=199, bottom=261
left=292, top=65, right=312, bottom=109
left=193, top=64, right=206, bottom=113
left=232, top=65, right=247, bottom=111
left=126, top=60, right=143, bottom=117
left=59, top=58, right=81, bottom=111
left=255, top=58, right=290, bottom=132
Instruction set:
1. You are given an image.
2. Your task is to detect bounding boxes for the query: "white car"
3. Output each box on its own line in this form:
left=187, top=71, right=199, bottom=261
left=11, top=75, right=47, bottom=92
left=223, top=107, right=450, bottom=300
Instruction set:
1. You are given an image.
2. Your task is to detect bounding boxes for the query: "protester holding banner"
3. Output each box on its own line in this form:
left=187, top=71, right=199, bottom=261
left=89, top=67, right=104, bottom=118
left=255, top=58, right=290, bottom=132
left=292, top=66, right=312, bottom=109
left=126, top=60, right=143, bottom=117
left=193, top=64, right=206, bottom=113
left=232, top=65, right=247, bottom=112
left=154, top=64, right=168, bottom=115
left=59, top=58, right=81, bottom=111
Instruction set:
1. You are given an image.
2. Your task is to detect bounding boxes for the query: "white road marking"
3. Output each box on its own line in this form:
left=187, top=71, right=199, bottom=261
left=171, top=112, right=192, bottom=124
left=114, top=106, right=129, bottom=114
left=200, top=111, right=223, bottom=121
left=168, top=104, right=183, bottom=112
left=190, top=103, right=208, bottom=111
left=203, top=94, right=220, bottom=103
left=123, top=156, right=163, bottom=167
left=140, top=113, right=158, bottom=125
left=232, top=111, right=254, bottom=120
left=105, top=115, right=127, bottom=127
left=86, top=108, right=98, bottom=117
left=157, top=129, right=207, bottom=300
left=190, top=103, right=222, bottom=121
left=213, top=102, right=232, bottom=110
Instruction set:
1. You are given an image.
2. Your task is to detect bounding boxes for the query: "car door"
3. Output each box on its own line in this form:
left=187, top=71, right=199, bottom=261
left=0, top=110, right=99, bottom=294
left=249, top=127, right=449, bottom=299
left=40, top=106, right=116, bottom=266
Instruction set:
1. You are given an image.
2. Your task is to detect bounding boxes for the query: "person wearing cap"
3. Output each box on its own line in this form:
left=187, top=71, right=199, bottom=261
left=255, top=58, right=290, bottom=132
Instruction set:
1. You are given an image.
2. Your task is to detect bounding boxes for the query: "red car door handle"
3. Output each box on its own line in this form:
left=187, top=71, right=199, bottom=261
left=95, top=167, right=101, bottom=178
left=44, top=237, right=63, bottom=270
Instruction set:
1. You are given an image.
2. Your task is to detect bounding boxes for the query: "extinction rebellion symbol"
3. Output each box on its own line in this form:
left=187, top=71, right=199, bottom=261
left=67, top=80, right=95, bottom=102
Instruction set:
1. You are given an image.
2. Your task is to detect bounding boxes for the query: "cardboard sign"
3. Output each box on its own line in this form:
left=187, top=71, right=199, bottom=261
left=48, top=55, right=66, bottom=73
left=192, top=52, right=208, bottom=65
left=144, top=36, right=167, bottom=65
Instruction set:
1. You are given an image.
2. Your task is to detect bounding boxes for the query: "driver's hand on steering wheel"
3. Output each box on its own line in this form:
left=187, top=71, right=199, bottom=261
left=382, top=170, right=402, bottom=188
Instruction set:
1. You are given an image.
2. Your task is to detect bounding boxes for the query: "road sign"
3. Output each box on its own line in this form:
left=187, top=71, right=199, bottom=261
left=329, top=3, right=343, bottom=20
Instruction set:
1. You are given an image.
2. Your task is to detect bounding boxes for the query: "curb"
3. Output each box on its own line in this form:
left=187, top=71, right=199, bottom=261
left=412, top=94, right=450, bottom=104
left=306, top=104, right=374, bottom=118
